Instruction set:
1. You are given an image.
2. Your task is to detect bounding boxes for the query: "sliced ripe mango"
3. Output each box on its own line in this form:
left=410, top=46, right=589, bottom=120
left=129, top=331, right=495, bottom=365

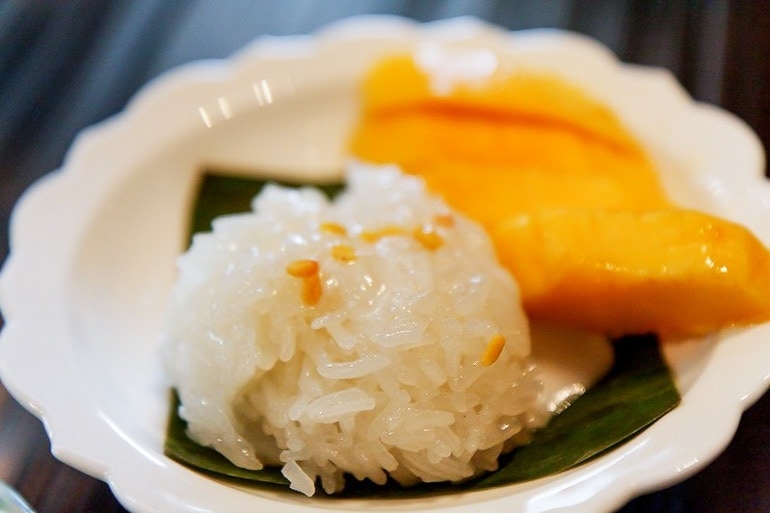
left=491, top=208, right=770, bottom=337
left=349, top=52, right=770, bottom=337
left=351, top=111, right=671, bottom=223
left=358, top=53, right=642, bottom=151
left=349, top=56, right=672, bottom=219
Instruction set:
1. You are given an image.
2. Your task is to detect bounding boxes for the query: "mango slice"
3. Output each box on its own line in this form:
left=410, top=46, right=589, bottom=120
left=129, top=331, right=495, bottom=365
left=349, top=55, right=672, bottom=220
left=492, top=209, right=770, bottom=337
left=351, top=112, right=670, bottom=225
left=357, top=54, right=641, bottom=150
left=349, top=52, right=770, bottom=337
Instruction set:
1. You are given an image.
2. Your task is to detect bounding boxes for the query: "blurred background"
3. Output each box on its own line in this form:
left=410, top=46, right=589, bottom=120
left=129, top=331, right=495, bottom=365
left=0, top=1, right=768, bottom=512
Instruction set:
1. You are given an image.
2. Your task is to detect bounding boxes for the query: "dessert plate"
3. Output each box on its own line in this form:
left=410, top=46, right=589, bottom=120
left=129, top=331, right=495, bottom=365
left=1, top=16, right=768, bottom=513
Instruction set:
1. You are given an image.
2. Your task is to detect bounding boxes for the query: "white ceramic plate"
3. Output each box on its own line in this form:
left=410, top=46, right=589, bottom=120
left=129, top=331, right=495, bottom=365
left=1, top=16, right=769, bottom=513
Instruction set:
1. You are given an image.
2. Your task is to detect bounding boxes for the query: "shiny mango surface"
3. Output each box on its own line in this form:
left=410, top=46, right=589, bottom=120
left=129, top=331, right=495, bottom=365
left=349, top=53, right=770, bottom=337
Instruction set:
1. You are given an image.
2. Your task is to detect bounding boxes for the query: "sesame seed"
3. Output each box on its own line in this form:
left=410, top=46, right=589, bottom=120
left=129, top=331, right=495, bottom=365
left=286, top=259, right=319, bottom=278
left=302, top=274, right=323, bottom=306
left=413, top=224, right=444, bottom=250
left=360, top=226, right=407, bottom=243
left=320, top=222, right=347, bottom=236
left=331, top=244, right=357, bottom=262
left=481, top=335, right=506, bottom=366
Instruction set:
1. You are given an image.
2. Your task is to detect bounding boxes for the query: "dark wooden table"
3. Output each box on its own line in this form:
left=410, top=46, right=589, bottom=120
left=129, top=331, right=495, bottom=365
left=0, top=2, right=768, bottom=512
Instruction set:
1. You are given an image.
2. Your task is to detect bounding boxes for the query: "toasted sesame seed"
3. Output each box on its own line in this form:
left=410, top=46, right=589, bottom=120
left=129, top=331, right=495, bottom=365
left=481, top=335, right=506, bottom=366
left=320, top=222, right=347, bottom=236
left=286, top=259, right=319, bottom=278
left=302, top=274, right=323, bottom=305
left=286, top=259, right=322, bottom=305
left=360, top=226, right=407, bottom=243
left=331, top=244, right=357, bottom=262
left=413, top=224, right=444, bottom=250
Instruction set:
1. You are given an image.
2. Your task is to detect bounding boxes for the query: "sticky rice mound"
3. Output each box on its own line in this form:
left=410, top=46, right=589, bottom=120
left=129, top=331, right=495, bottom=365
left=162, top=164, right=547, bottom=496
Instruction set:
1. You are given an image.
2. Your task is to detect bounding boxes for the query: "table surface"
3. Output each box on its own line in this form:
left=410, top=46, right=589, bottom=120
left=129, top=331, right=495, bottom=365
left=0, top=2, right=768, bottom=512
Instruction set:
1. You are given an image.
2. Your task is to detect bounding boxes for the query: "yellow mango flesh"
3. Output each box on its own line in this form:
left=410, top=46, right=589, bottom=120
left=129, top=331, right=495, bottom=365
left=349, top=54, right=672, bottom=220
left=349, top=53, right=770, bottom=337
left=493, top=209, right=770, bottom=337
left=358, top=54, right=641, bottom=150
left=351, top=112, right=670, bottom=225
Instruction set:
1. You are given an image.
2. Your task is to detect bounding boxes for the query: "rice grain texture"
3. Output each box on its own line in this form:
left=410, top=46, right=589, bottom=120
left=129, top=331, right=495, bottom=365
left=162, top=164, right=547, bottom=495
